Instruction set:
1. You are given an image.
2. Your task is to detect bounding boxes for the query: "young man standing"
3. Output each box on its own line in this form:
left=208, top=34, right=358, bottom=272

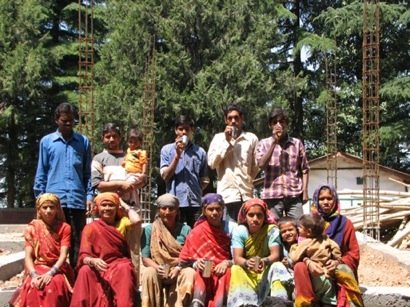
left=34, top=102, right=93, bottom=266
left=255, top=107, right=310, bottom=220
left=160, top=115, right=209, bottom=228
left=207, top=103, right=259, bottom=221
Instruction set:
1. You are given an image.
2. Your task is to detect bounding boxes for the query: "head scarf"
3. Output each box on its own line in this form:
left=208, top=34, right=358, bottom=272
left=311, top=184, right=346, bottom=246
left=201, top=193, right=224, bottom=208
left=237, top=198, right=276, bottom=225
left=94, top=192, right=122, bottom=220
left=311, top=184, right=340, bottom=218
left=156, top=193, right=180, bottom=208
left=36, top=193, right=65, bottom=222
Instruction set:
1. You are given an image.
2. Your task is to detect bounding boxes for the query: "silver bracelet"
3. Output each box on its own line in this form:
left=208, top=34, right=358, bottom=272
left=30, top=270, right=39, bottom=278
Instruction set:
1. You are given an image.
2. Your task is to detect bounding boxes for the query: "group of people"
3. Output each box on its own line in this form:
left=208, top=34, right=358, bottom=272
left=9, top=101, right=363, bottom=307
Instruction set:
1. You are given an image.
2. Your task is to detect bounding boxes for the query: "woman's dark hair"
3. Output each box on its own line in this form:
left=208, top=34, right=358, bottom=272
left=54, top=102, right=78, bottom=120
left=174, top=115, right=194, bottom=128
left=102, top=123, right=122, bottom=136
left=299, top=214, right=325, bottom=237
left=268, top=107, right=289, bottom=126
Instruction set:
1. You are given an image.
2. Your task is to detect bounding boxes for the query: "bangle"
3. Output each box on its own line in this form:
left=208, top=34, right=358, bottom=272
left=30, top=270, right=39, bottom=278
left=47, top=265, right=58, bottom=276
left=225, top=260, right=233, bottom=267
left=243, top=260, right=248, bottom=268
left=192, top=261, right=197, bottom=269
left=262, top=257, right=272, bottom=266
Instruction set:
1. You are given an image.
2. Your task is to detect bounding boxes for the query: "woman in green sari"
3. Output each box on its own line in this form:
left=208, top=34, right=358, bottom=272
left=227, top=198, right=282, bottom=306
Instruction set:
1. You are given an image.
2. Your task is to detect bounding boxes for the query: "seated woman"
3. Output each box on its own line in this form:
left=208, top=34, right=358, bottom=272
left=140, top=193, right=195, bottom=307
left=70, top=192, right=141, bottom=307
left=227, top=198, right=283, bottom=307
left=293, top=184, right=363, bottom=307
left=179, top=193, right=233, bottom=307
left=10, top=193, right=75, bottom=307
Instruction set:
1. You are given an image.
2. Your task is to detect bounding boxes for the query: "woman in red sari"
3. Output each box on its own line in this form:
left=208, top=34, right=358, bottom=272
left=179, top=193, right=234, bottom=307
left=10, top=193, right=75, bottom=307
left=70, top=192, right=141, bottom=307
left=293, top=184, right=363, bottom=307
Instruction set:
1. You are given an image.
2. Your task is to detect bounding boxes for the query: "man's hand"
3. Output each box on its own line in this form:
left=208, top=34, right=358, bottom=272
left=86, top=200, right=93, bottom=215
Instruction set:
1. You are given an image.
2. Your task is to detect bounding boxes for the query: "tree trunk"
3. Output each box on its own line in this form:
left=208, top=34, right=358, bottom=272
left=291, top=0, right=304, bottom=140
left=6, top=110, right=17, bottom=208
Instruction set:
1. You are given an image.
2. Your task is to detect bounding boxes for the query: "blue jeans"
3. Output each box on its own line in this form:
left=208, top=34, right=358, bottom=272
left=264, top=196, right=303, bottom=220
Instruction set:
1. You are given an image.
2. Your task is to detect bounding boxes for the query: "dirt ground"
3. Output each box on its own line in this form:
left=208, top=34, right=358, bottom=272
left=1, top=243, right=410, bottom=290
left=358, top=244, right=410, bottom=287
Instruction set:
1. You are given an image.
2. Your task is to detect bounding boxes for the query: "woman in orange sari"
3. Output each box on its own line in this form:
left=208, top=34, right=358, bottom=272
left=70, top=192, right=141, bottom=307
left=179, top=193, right=234, bottom=307
left=10, top=193, right=75, bottom=307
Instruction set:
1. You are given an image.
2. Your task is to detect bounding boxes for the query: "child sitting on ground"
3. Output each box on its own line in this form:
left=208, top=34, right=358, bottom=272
left=269, top=216, right=298, bottom=301
left=121, top=128, right=147, bottom=207
left=289, top=214, right=342, bottom=307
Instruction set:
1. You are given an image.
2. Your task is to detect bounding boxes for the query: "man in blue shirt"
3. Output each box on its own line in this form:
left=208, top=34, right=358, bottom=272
left=160, top=115, right=209, bottom=228
left=34, top=102, right=93, bottom=266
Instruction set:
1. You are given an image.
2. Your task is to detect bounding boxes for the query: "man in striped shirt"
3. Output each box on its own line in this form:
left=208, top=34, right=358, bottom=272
left=255, top=107, right=310, bottom=220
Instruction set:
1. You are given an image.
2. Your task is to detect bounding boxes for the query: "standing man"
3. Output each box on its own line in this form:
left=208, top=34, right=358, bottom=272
left=255, top=107, right=310, bottom=220
left=34, top=102, right=93, bottom=266
left=208, top=103, right=259, bottom=221
left=160, top=115, right=209, bottom=228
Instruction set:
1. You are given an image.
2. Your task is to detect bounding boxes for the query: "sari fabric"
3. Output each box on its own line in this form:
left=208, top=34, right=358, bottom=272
left=10, top=219, right=74, bottom=307
left=70, top=219, right=136, bottom=307
left=179, top=219, right=231, bottom=307
left=294, top=184, right=363, bottom=307
left=141, top=218, right=195, bottom=307
left=227, top=224, right=278, bottom=307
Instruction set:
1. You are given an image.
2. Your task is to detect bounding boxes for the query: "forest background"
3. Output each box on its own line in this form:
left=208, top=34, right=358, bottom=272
left=0, top=0, right=409, bottom=208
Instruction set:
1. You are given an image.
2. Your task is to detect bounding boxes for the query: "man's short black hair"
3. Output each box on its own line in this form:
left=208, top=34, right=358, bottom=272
left=54, top=102, right=78, bottom=120
left=223, top=103, right=243, bottom=118
left=103, top=122, right=122, bottom=136
left=268, top=107, right=289, bottom=125
left=175, top=115, right=194, bottom=128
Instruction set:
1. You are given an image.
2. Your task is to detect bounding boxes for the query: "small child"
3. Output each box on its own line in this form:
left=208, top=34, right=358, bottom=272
left=121, top=128, right=147, bottom=206
left=289, top=214, right=342, bottom=306
left=269, top=217, right=298, bottom=301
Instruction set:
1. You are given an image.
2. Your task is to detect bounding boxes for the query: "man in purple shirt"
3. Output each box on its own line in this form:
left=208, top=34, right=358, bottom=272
left=255, top=107, right=310, bottom=219
left=34, top=102, right=92, bottom=265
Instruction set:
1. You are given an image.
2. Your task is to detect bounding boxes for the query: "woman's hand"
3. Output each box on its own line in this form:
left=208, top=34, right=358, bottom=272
left=31, top=274, right=52, bottom=290
left=88, top=257, right=108, bottom=272
left=168, top=266, right=181, bottom=280
left=306, top=259, right=323, bottom=276
left=324, top=259, right=339, bottom=274
left=245, top=257, right=263, bottom=273
left=194, top=258, right=206, bottom=271
left=214, top=261, right=229, bottom=276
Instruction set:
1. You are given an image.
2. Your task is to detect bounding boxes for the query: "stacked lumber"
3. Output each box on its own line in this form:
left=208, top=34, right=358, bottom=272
left=338, top=181, right=410, bottom=250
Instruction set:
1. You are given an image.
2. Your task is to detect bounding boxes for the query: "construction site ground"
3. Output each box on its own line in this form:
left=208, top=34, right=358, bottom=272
left=1, top=225, right=409, bottom=306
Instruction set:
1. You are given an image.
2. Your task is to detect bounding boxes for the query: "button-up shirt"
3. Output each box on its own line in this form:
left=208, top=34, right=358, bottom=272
left=34, top=130, right=92, bottom=209
left=160, top=142, right=209, bottom=208
left=208, top=131, right=259, bottom=203
left=255, top=135, right=309, bottom=199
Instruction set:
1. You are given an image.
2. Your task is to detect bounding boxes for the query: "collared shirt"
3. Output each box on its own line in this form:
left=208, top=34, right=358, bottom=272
left=33, top=130, right=92, bottom=209
left=255, top=135, right=310, bottom=199
left=208, top=131, right=259, bottom=203
left=160, top=142, right=209, bottom=208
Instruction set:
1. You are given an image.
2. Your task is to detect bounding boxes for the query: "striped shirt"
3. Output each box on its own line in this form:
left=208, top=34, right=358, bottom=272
left=255, top=135, right=309, bottom=199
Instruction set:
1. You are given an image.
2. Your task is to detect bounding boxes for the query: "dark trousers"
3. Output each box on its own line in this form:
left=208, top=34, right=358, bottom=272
left=63, top=207, right=86, bottom=267
left=264, top=196, right=303, bottom=220
left=224, top=201, right=243, bottom=222
left=179, top=206, right=202, bottom=228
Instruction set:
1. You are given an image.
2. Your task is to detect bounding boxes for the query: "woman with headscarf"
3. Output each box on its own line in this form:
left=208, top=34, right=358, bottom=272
left=140, top=193, right=195, bottom=307
left=70, top=192, right=141, bottom=307
left=179, top=193, right=233, bottom=307
left=10, top=193, right=75, bottom=307
left=293, top=184, right=363, bottom=307
left=227, top=198, right=283, bottom=306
